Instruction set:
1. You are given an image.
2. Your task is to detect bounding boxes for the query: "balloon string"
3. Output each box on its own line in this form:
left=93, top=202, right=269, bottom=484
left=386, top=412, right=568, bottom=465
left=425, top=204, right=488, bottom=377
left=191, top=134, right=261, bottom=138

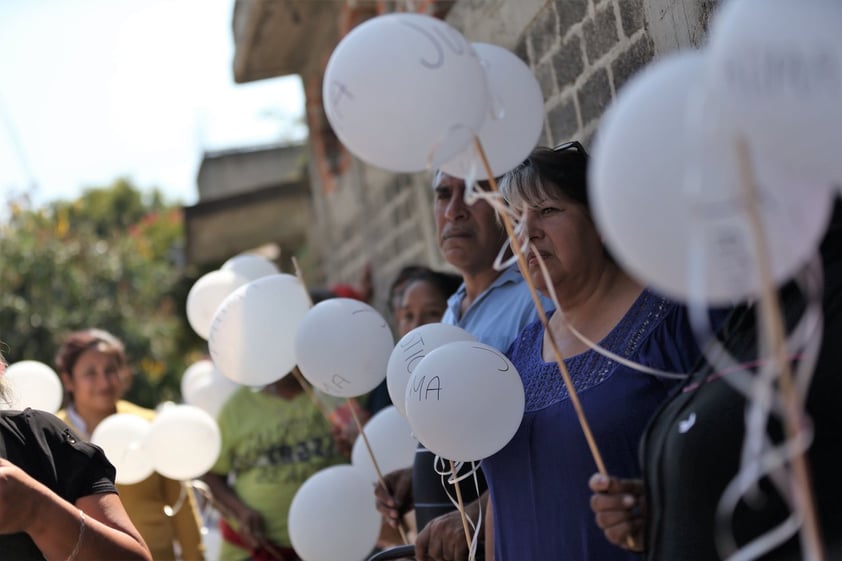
left=734, top=136, right=825, bottom=561
left=435, top=457, right=481, bottom=559
left=347, top=398, right=410, bottom=544
left=449, top=459, right=475, bottom=558
left=472, top=135, right=606, bottom=475
left=163, top=482, right=187, bottom=516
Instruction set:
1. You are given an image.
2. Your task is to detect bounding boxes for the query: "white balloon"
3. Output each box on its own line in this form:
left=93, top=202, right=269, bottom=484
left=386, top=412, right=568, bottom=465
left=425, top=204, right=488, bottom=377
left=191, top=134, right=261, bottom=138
left=351, top=406, right=418, bottom=485
left=221, top=253, right=279, bottom=281
left=322, top=13, right=489, bottom=173
left=288, top=465, right=381, bottom=561
left=386, top=323, right=476, bottom=417
left=405, top=341, right=524, bottom=462
left=706, top=0, right=842, bottom=188
left=295, top=298, right=394, bottom=398
left=208, top=274, right=311, bottom=386
left=186, top=269, right=250, bottom=340
left=441, top=43, right=545, bottom=180
left=1, top=360, right=63, bottom=413
left=180, top=359, right=241, bottom=418
left=91, top=413, right=155, bottom=485
left=144, top=404, right=221, bottom=481
left=589, top=51, right=834, bottom=305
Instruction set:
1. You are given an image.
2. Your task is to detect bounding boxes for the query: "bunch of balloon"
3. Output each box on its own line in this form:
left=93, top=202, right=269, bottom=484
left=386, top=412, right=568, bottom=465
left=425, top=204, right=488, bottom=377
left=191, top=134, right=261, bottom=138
left=403, top=341, right=525, bottom=464
left=208, top=273, right=312, bottom=386
left=180, top=359, right=241, bottom=419
left=589, top=50, right=834, bottom=305
left=386, top=322, right=476, bottom=418
left=321, top=13, right=544, bottom=182
left=403, top=341, right=525, bottom=554
left=185, top=253, right=279, bottom=341
left=587, top=2, right=842, bottom=558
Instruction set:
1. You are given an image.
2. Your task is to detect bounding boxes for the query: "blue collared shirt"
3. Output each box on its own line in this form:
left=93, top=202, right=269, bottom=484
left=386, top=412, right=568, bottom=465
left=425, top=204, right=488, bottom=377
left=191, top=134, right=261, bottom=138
left=442, top=264, right=553, bottom=353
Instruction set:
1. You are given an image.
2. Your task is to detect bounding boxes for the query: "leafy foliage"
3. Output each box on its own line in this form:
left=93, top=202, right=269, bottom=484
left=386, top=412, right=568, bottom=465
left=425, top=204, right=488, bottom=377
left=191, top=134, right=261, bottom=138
left=0, top=180, right=204, bottom=407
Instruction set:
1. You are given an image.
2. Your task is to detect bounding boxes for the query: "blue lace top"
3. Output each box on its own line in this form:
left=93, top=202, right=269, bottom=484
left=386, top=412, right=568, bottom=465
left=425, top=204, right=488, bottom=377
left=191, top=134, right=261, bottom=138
left=482, top=290, right=704, bottom=561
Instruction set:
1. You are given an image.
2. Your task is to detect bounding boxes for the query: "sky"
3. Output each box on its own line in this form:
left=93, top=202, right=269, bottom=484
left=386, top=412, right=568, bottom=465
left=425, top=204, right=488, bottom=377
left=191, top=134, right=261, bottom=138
left=0, top=0, right=308, bottom=208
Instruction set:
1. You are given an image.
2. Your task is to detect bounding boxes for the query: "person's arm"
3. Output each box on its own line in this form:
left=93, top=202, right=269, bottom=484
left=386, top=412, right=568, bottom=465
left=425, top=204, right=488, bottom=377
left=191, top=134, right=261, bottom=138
left=200, top=471, right=268, bottom=551
left=415, top=491, right=488, bottom=561
left=588, top=473, right=646, bottom=552
left=0, top=458, right=151, bottom=561
left=374, top=467, right=414, bottom=529
left=162, top=477, right=206, bottom=561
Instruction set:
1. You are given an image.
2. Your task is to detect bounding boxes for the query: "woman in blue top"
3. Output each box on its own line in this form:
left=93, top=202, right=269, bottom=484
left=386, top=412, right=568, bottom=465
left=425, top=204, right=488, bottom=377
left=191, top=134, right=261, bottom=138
left=481, top=142, right=713, bottom=561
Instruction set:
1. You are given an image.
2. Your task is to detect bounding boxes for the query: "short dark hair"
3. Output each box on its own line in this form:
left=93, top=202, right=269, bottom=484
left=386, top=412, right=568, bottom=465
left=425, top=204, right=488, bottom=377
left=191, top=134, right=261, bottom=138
left=388, top=265, right=434, bottom=313
left=55, top=328, right=127, bottom=376
left=499, top=143, right=590, bottom=210
left=402, top=270, right=462, bottom=304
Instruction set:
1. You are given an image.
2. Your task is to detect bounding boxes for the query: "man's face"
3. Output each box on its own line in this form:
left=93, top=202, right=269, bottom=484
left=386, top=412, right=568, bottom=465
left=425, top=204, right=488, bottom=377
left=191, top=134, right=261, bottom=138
left=433, top=173, right=507, bottom=275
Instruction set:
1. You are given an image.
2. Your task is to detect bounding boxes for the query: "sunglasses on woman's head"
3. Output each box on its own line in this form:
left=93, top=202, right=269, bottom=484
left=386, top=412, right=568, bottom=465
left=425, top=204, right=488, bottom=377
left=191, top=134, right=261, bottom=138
left=551, top=140, right=587, bottom=155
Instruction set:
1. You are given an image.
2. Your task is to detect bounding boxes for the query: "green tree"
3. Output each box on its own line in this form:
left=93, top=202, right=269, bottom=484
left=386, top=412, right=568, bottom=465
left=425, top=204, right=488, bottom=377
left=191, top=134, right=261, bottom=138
left=0, top=180, right=201, bottom=408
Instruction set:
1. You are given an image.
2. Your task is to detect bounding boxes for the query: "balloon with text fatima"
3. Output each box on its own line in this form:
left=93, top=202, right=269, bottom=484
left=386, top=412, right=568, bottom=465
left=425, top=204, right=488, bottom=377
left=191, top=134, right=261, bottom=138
left=351, top=405, right=418, bottom=485
left=91, top=413, right=155, bottom=485
left=220, top=252, right=280, bottom=281
left=404, top=341, right=525, bottom=463
left=143, top=404, right=221, bottom=481
left=322, top=13, right=490, bottom=173
left=386, top=322, right=476, bottom=417
left=440, top=42, right=545, bottom=180
left=705, top=0, right=842, bottom=191
left=288, top=464, right=381, bottom=561
left=294, top=298, right=395, bottom=398
left=208, top=273, right=311, bottom=386
left=0, top=360, right=63, bottom=413
left=186, top=268, right=250, bottom=340
left=589, top=50, right=834, bottom=305
left=180, top=359, right=241, bottom=419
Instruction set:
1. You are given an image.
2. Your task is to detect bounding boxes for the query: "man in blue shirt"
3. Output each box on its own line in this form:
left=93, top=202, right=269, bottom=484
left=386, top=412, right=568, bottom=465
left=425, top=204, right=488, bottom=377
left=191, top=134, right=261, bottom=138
left=375, top=171, right=549, bottom=561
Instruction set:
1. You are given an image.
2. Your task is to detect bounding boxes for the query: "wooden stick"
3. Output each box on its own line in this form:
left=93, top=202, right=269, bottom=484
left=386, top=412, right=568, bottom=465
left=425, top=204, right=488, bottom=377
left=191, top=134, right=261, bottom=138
left=347, top=398, right=411, bottom=544
left=734, top=137, right=825, bottom=561
left=290, top=366, right=332, bottom=420
left=472, top=136, right=606, bottom=474
left=449, top=460, right=474, bottom=555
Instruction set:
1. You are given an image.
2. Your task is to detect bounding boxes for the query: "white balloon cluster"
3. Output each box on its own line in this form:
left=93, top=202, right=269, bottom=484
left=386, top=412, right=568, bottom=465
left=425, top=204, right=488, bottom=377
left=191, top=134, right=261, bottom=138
left=180, top=359, right=241, bottom=419
left=589, top=0, right=842, bottom=304
left=208, top=273, right=312, bottom=386
left=322, top=13, right=544, bottom=178
left=186, top=253, right=279, bottom=340
left=91, top=404, right=221, bottom=485
left=386, top=322, right=476, bottom=417
left=403, top=341, right=525, bottom=463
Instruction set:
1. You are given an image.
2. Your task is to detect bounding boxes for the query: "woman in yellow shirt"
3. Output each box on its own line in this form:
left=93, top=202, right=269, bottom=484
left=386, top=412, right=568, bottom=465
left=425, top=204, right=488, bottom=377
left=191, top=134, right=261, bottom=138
left=55, top=328, right=206, bottom=561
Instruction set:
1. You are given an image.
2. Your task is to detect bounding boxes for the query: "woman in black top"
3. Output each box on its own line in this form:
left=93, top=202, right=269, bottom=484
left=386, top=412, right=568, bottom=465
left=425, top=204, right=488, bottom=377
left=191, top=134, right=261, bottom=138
left=0, top=353, right=152, bottom=561
left=589, top=204, right=842, bottom=560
